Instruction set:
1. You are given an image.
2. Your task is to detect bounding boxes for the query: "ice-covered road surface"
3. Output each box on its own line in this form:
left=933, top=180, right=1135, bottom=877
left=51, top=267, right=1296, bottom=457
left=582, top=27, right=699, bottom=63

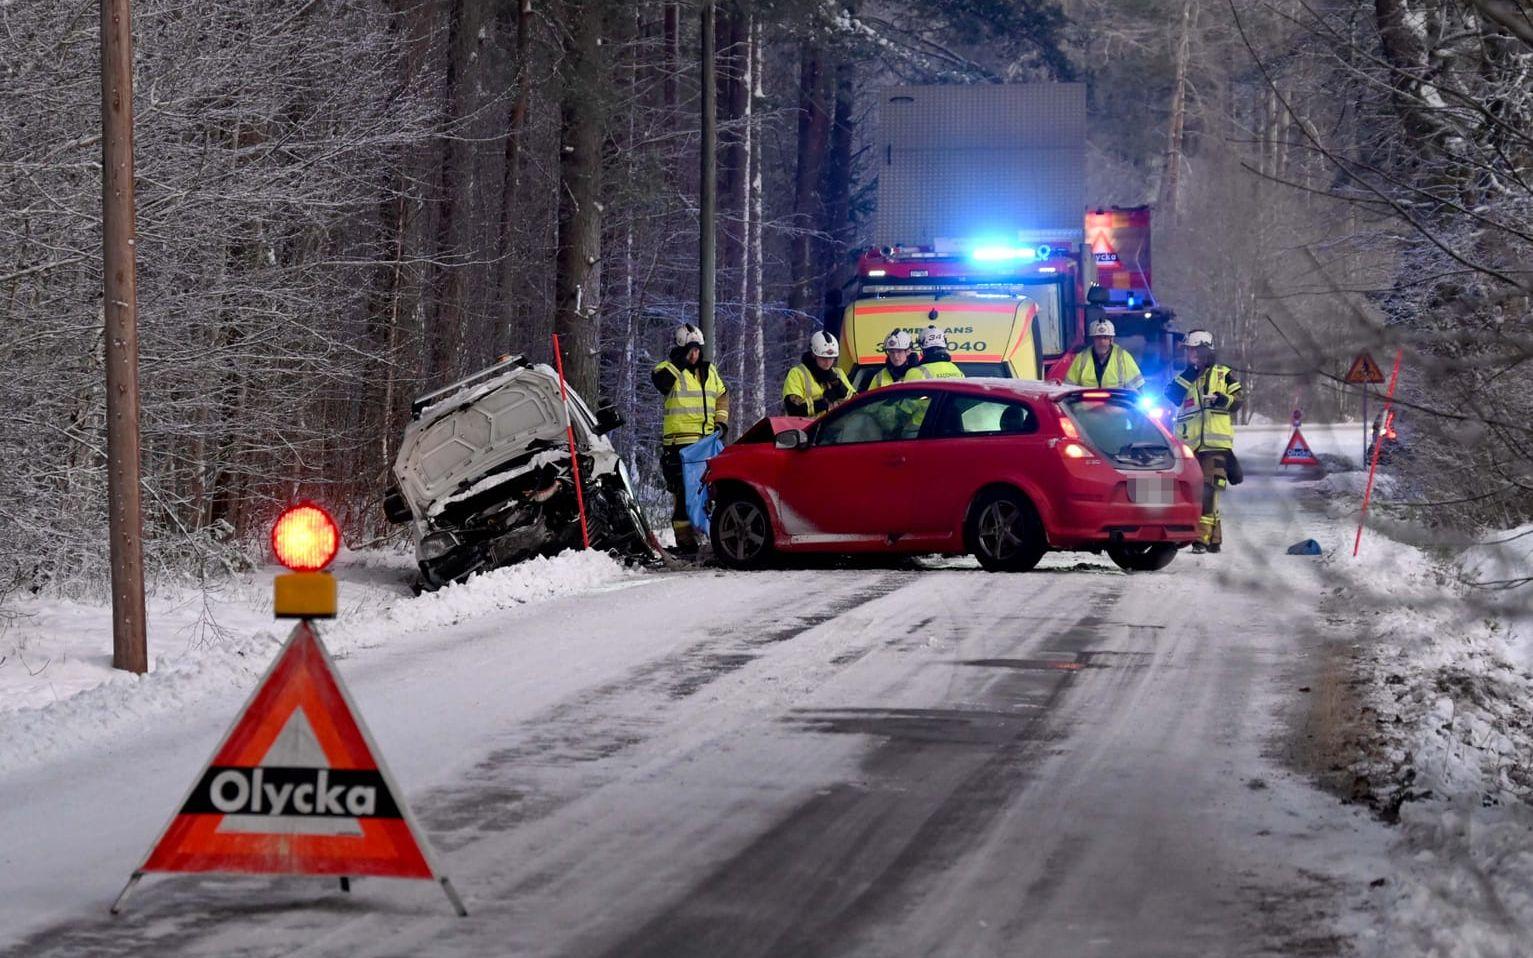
left=1, top=426, right=1394, bottom=956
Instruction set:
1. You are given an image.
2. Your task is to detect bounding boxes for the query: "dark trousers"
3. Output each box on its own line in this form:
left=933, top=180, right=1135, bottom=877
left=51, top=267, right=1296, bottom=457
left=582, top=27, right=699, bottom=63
left=660, top=445, right=697, bottom=553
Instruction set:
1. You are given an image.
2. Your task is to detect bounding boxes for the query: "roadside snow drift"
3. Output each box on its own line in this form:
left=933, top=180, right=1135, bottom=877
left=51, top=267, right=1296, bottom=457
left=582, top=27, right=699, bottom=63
left=0, top=549, right=631, bottom=775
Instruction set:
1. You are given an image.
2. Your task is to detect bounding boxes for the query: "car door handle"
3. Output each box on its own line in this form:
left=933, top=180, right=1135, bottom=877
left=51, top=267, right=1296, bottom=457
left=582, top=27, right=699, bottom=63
left=884, top=454, right=907, bottom=466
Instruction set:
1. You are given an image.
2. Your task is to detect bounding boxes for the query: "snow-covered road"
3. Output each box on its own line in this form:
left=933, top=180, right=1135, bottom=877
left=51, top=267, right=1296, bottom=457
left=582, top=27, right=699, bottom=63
left=0, top=426, right=1399, bottom=956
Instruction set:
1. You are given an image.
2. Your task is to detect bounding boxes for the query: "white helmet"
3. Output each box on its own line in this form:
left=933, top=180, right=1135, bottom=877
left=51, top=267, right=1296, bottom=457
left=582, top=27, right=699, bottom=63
left=674, top=323, right=705, bottom=348
left=1089, top=318, right=1116, bottom=338
left=1185, top=329, right=1214, bottom=348
left=809, top=330, right=840, bottom=359
left=884, top=329, right=913, bottom=351
left=920, top=325, right=948, bottom=349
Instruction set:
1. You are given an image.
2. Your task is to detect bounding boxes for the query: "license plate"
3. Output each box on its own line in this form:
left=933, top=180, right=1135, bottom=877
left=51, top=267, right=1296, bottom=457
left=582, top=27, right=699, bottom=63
left=1128, top=476, right=1175, bottom=505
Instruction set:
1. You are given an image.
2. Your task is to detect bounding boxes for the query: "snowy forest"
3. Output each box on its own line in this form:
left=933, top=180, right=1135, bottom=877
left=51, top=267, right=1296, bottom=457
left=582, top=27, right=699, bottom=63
left=2, top=0, right=1530, bottom=589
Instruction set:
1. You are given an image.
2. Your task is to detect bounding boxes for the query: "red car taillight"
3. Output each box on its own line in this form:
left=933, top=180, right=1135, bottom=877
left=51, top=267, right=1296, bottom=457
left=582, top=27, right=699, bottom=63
left=1060, top=441, right=1090, bottom=459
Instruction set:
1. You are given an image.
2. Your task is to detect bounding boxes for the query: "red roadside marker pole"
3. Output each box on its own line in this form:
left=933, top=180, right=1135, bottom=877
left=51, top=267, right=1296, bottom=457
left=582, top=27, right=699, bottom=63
left=1353, top=348, right=1404, bottom=557
left=551, top=334, right=592, bottom=549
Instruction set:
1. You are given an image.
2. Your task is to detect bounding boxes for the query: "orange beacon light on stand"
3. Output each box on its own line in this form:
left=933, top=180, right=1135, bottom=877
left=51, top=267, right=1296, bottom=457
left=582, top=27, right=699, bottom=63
left=272, top=502, right=339, bottom=619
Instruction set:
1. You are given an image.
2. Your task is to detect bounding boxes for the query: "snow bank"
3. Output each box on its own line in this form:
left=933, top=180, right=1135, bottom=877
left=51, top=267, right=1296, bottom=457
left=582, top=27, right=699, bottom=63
left=1330, top=523, right=1533, bottom=957
left=0, top=549, right=631, bottom=775
left=326, top=549, right=633, bottom=654
left=1458, top=524, right=1533, bottom=669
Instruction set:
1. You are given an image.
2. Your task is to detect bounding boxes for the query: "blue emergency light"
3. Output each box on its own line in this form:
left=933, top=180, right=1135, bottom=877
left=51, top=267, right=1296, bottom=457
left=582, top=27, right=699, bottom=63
left=1136, top=394, right=1168, bottom=420
left=969, top=243, right=1054, bottom=263
left=971, top=245, right=1036, bottom=262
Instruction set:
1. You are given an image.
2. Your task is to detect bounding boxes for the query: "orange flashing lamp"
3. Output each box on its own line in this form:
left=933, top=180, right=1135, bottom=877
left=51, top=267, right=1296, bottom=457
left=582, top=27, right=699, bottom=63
left=272, top=503, right=339, bottom=619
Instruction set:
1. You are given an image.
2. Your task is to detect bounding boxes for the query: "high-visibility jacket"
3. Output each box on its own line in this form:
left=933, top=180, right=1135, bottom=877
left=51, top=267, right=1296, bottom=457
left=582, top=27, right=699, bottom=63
left=1168, top=364, right=1242, bottom=451
left=1065, top=344, right=1145, bottom=390
left=783, top=362, right=853, bottom=415
left=867, top=363, right=931, bottom=391
left=654, top=360, right=728, bottom=446
left=918, top=351, right=965, bottom=379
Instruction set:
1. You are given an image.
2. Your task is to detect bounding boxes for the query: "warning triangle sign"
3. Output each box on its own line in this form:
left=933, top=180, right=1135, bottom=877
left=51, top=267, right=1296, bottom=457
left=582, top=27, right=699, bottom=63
left=1280, top=428, right=1321, bottom=466
left=1090, top=230, right=1120, bottom=267
left=1345, top=352, right=1385, bottom=384
left=134, top=621, right=438, bottom=881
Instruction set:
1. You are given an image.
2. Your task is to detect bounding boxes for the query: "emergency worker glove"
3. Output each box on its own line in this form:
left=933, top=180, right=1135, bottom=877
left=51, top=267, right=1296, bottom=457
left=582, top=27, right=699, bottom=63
left=825, top=380, right=849, bottom=402
left=716, top=423, right=729, bottom=441
left=1207, top=394, right=1231, bottom=410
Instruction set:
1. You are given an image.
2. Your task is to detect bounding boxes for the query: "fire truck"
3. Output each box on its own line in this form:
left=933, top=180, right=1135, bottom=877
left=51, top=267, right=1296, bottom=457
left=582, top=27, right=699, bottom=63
left=830, top=84, right=1178, bottom=389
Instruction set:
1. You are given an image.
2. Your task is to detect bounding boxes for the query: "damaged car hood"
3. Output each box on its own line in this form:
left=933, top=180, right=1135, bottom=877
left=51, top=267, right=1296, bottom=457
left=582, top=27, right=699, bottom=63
left=393, top=364, right=574, bottom=522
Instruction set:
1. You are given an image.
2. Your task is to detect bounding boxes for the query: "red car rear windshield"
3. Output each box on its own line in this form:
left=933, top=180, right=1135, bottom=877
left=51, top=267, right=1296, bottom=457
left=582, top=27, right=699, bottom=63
left=1062, top=396, right=1173, bottom=467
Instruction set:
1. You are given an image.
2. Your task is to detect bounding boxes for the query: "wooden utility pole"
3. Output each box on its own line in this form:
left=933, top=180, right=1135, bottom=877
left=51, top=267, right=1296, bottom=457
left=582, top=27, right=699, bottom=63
left=552, top=0, right=603, bottom=398
left=699, top=0, right=717, bottom=351
left=101, top=0, right=148, bottom=674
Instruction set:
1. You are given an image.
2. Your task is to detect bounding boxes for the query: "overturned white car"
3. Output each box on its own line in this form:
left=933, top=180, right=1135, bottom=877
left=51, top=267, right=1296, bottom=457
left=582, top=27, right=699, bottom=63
left=384, top=357, right=657, bottom=590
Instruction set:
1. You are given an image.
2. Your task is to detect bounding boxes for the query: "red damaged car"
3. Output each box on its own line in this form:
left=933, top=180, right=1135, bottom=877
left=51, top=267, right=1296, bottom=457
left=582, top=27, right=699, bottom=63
left=703, top=380, right=1203, bottom=573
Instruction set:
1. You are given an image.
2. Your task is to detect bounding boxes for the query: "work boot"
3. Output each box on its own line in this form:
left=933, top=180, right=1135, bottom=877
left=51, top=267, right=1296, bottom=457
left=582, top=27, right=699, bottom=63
left=671, top=520, right=699, bottom=557
left=1190, top=541, right=1207, bottom=554
left=1206, top=542, right=1222, bottom=554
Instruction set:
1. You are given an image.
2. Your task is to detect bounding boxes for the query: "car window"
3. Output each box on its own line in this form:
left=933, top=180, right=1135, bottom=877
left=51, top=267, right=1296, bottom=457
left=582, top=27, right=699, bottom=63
left=817, top=392, right=934, bottom=446
left=1063, top=396, right=1174, bottom=468
left=935, top=396, right=1037, bottom=437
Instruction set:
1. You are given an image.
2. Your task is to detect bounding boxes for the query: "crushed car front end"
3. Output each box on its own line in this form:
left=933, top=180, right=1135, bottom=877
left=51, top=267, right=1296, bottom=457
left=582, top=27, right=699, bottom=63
left=385, top=357, right=657, bottom=590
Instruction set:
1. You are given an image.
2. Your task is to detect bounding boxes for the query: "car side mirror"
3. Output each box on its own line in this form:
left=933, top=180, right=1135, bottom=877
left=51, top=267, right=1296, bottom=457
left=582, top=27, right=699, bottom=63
left=774, top=428, right=810, bottom=450
left=593, top=405, right=625, bottom=436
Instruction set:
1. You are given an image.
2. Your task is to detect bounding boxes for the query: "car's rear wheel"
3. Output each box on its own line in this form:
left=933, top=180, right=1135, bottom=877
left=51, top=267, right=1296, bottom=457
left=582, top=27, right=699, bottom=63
left=1106, top=542, right=1179, bottom=572
left=711, top=490, right=775, bottom=570
left=967, top=488, right=1046, bottom=573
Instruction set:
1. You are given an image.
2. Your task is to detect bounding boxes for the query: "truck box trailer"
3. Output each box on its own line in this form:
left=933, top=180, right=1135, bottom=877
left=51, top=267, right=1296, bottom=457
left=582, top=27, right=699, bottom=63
left=835, top=84, right=1177, bottom=387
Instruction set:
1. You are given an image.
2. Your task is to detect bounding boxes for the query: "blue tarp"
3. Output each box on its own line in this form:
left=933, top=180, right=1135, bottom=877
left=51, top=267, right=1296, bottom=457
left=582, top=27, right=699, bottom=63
left=680, top=431, right=725, bottom=536
left=1286, top=538, right=1323, bottom=556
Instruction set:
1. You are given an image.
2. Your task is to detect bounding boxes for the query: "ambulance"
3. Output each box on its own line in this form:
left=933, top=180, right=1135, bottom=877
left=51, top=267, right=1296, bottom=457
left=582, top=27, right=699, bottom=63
left=836, top=291, right=1045, bottom=389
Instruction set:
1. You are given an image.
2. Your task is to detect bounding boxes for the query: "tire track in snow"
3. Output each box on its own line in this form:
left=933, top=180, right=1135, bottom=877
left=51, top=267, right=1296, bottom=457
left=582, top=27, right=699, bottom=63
left=592, top=591, right=1126, bottom=958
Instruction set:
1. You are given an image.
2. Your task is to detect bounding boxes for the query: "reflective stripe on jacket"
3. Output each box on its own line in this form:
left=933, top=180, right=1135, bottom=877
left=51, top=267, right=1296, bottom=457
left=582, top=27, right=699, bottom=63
left=1172, top=364, right=1242, bottom=451
left=1065, top=345, right=1145, bottom=390
left=919, top=360, right=964, bottom=380
left=655, top=360, right=728, bottom=445
left=783, top=363, right=853, bottom=415
left=868, top=364, right=931, bottom=390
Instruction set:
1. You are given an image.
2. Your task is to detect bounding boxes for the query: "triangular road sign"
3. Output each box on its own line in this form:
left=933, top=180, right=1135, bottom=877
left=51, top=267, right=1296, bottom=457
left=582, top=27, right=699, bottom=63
left=116, top=621, right=465, bottom=914
left=1090, top=230, right=1119, bottom=267
left=1345, top=352, right=1385, bottom=384
left=1280, top=428, right=1321, bottom=467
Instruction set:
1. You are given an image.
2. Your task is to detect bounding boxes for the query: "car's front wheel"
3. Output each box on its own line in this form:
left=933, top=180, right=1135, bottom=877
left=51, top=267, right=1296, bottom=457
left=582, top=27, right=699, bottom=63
left=711, top=490, right=775, bottom=570
left=1106, top=542, right=1179, bottom=572
left=967, top=488, right=1046, bottom=573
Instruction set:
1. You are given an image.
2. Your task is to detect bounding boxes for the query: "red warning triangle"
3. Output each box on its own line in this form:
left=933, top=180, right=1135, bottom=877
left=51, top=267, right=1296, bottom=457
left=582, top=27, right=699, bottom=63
left=1090, top=230, right=1120, bottom=267
left=1345, top=352, right=1385, bottom=384
left=1280, top=428, right=1321, bottom=466
left=135, top=621, right=436, bottom=880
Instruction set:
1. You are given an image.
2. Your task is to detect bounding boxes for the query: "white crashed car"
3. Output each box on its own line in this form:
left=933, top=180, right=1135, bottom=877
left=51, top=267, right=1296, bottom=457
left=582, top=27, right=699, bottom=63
left=384, top=357, right=657, bottom=590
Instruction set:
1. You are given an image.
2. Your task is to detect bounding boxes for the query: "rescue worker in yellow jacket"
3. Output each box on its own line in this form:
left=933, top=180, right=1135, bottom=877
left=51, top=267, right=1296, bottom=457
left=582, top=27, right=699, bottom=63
left=1163, top=329, right=1243, bottom=553
left=866, top=330, right=930, bottom=390
left=783, top=331, right=854, bottom=416
left=916, top=326, right=965, bottom=379
left=652, top=323, right=729, bottom=555
left=1065, top=319, right=1145, bottom=390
